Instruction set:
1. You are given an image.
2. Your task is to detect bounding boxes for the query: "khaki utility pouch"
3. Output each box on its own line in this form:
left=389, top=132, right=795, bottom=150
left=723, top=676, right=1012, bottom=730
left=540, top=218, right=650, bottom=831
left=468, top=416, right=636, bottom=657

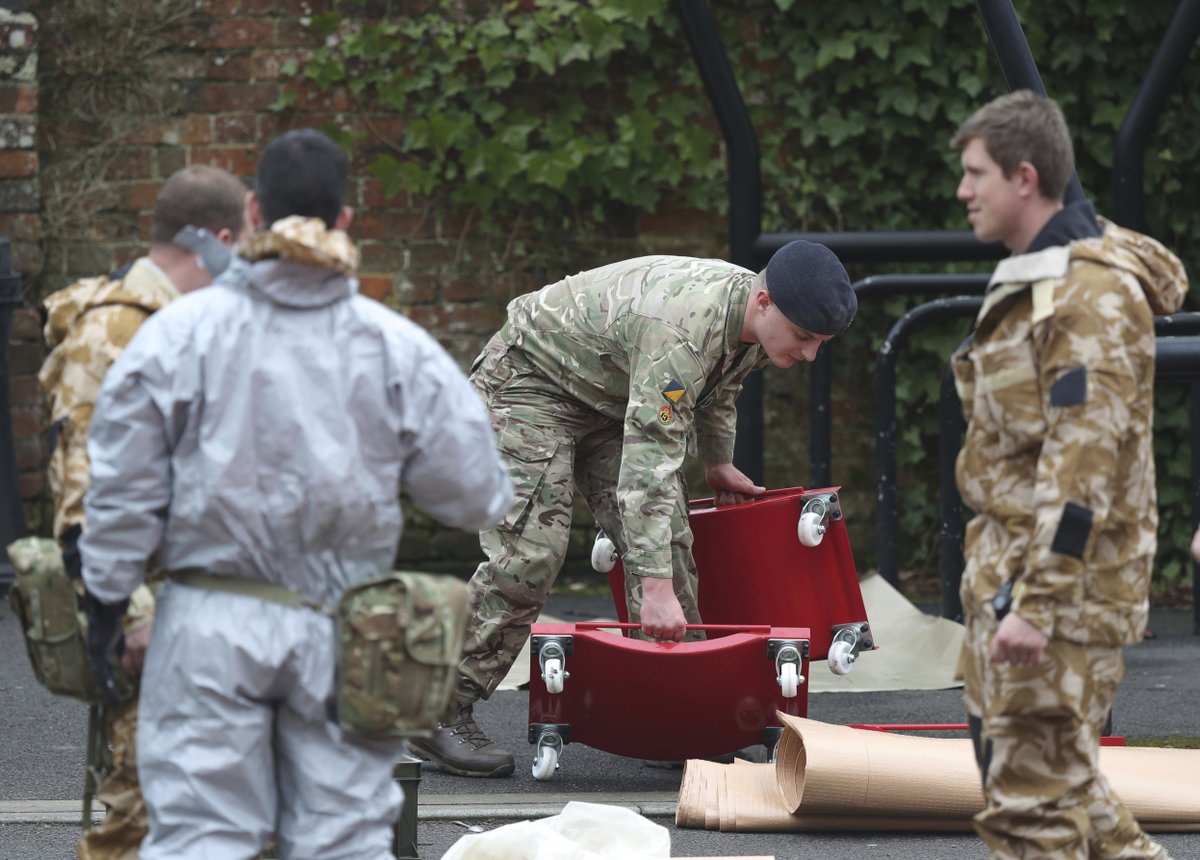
left=334, top=571, right=469, bottom=739
left=6, top=537, right=130, bottom=704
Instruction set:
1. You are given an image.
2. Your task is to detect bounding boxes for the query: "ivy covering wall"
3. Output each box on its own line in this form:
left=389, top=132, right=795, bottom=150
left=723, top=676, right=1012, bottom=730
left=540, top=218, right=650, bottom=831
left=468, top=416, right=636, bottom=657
left=290, top=0, right=1200, bottom=592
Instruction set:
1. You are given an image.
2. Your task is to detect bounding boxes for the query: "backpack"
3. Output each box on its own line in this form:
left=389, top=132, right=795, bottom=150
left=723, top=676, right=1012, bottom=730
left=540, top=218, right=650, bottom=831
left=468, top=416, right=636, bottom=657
left=333, top=571, right=469, bottom=739
left=5, top=537, right=130, bottom=704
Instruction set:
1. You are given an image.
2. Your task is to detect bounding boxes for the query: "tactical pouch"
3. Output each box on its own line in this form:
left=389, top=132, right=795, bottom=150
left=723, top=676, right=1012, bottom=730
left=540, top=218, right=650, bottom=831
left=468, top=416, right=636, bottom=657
left=5, top=537, right=130, bottom=704
left=334, top=571, right=469, bottom=739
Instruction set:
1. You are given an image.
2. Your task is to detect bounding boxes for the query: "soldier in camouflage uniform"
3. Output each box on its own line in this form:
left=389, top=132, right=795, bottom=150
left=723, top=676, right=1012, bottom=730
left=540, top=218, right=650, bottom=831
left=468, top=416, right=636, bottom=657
left=410, top=241, right=858, bottom=777
left=38, top=165, right=248, bottom=860
left=951, top=91, right=1187, bottom=859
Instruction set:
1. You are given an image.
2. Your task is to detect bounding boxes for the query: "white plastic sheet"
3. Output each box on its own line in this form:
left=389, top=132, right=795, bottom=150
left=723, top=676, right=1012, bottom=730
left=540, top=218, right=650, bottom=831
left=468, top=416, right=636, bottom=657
left=443, top=801, right=671, bottom=860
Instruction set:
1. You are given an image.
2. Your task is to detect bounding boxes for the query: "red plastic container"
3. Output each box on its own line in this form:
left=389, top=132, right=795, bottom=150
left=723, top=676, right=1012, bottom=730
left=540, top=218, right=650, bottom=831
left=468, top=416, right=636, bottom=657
left=527, top=622, right=810, bottom=765
left=607, top=486, right=870, bottom=660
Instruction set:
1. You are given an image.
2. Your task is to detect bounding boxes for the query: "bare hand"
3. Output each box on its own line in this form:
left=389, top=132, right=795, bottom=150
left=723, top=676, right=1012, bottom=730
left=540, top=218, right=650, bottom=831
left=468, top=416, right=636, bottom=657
left=705, top=462, right=766, bottom=507
left=1191, top=525, right=1200, bottom=564
left=989, top=612, right=1047, bottom=667
left=121, top=620, right=152, bottom=678
left=639, top=576, right=687, bottom=641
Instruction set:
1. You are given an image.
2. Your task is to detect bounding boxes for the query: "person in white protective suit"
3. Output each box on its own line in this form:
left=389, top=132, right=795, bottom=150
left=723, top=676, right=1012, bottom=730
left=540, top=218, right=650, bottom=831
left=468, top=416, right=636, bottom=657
left=78, top=129, right=513, bottom=859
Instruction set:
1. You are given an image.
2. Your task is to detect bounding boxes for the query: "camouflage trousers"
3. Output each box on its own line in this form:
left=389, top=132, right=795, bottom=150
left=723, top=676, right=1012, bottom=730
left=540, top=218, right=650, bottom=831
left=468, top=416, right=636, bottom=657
left=456, top=338, right=702, bottom=704
left=77, top=696, right=147, bottom=860
left=961, top=610, right=1170, bottom=860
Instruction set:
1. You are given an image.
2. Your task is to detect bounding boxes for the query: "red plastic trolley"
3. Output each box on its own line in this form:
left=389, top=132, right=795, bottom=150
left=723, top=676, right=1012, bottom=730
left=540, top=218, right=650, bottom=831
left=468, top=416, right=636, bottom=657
left=527, top=622, right=810, bottom=780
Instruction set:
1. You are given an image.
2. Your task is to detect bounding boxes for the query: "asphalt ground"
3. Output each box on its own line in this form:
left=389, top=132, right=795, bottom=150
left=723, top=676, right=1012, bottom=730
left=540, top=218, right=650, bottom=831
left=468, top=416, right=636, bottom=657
left=1, top=588, right=1197, bottom=859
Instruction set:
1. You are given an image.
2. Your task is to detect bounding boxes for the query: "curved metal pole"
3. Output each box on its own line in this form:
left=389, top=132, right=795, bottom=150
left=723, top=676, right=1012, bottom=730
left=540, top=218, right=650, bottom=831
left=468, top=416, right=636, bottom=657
left=1112, top=0, right=1200, bottom=231
left=974, top=0, right=1085, bottom=205
left=938, top=358, right=967, bottom=621
left=809, top=274, right=990, bottom=488
left=875, top=296, right=983, bottom=588
left=675, top=0, right=766, bottom=482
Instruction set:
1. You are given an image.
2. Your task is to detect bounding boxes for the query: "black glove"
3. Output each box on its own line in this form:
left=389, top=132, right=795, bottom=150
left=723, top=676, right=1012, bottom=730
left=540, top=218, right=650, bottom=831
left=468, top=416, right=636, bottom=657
left=82, top=591, right=129, bottom=706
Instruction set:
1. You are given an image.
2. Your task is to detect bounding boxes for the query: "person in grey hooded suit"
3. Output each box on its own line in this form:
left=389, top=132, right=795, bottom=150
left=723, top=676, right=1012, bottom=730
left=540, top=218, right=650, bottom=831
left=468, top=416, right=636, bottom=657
left=79, top=129, right=512, bottom=859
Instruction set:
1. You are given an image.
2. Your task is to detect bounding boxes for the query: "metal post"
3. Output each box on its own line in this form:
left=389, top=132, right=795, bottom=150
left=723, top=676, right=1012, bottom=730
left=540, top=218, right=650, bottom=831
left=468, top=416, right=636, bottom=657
left=1112, top=0, right=1200, bottom=231
left=392, top=756, right=422, bottom=859
left=674, top=0, right=766, bottom=483
left=938, top=359, right=966, bottom=622
left=0, top=236, right=27, bottom=594
left=875, top=296, right=983, bottom=588
left=974, top=0, right=1085, bottom=205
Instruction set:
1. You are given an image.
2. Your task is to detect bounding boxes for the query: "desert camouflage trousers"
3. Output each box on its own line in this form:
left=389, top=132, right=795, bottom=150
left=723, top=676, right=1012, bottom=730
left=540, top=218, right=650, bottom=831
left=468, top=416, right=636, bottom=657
left=78, top=697, right=146, bottom=860
left=456, top=338, right=702, bottom=704
left=961, top=611, right=1170, bottom=860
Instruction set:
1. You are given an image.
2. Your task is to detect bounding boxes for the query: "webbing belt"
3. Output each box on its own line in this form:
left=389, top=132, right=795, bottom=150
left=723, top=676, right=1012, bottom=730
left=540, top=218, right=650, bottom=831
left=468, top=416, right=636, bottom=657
left=168, top=569, right=330, bottom=613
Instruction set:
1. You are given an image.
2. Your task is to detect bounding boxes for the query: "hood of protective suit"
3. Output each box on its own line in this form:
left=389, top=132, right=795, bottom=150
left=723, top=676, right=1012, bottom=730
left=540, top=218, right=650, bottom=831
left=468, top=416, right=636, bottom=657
left=1074, top=218, right=1189, bottom=316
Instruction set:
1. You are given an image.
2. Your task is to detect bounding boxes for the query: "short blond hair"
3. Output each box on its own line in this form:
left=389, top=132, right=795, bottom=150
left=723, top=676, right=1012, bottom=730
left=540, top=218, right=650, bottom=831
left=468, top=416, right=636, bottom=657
left=950, top=90, right=1074, bottom=201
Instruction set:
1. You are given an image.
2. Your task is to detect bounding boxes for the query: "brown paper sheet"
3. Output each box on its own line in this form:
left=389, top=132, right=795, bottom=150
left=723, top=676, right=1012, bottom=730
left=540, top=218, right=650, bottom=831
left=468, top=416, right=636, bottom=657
left=677, top=715, right=1200, bottom=833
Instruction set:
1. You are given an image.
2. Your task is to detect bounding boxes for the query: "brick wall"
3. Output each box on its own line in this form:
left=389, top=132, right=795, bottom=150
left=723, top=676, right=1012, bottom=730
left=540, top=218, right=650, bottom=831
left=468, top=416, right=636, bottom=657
left=3, top=1, right=871, bottom=575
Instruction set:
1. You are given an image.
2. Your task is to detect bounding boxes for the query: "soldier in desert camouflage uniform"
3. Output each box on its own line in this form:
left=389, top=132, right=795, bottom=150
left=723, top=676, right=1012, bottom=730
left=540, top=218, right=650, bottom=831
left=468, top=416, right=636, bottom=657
left=951, top=91, right=1187, bottom=859
left=410, top=241, right=858, bottom=777
left=38, top=165, right=248, bottom=860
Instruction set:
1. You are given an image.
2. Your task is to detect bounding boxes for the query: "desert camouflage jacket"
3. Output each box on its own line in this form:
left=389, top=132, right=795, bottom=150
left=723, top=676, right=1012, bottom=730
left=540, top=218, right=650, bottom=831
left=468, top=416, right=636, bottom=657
left=39, top=258, right=180, bottom=540
left=496, top=255, right=768, bottom=579
left=953, top=219, right=1187, bottom=646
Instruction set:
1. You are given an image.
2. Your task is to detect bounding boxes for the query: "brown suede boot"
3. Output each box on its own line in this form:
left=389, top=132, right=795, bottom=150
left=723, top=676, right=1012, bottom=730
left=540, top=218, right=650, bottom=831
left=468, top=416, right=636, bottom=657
left=408, top=704, right=515, bottom=777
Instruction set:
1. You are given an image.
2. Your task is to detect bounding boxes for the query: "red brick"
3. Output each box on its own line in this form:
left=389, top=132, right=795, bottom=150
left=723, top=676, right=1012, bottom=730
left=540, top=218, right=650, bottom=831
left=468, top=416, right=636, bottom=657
left=158, top=147, right=188, bottom=177
left=0, top=84, right=37, bottom=115
left=358, top=274, right=394, bottom=303
left=199, top=20, right=276, bottom=49
left=147, top=52, right=206, bottom=84
left=405, top=243, right=458, bottom=271
left=9, top=407, right=43, bottom=438
left=276, top=19, right=324, bottom=48
left=252, top=49, right=309, bottom=80
left=213, top=113, right=257, bottom=144
left=206, top=54, right=256, bottom=81
left=359, top=177, right=412, bottom=209
left=190, top=145, right=259, bottom=177
left=397, top=274, right=437, bottom=305
left=353, top=210, right=429, bottom=241
left=106, top=149, right=156, bottom=182
left=7, top=342, right=43, bottom=375
left=293, top=87, right=353, bottom=112
left=203, top=0, right=246, bottom=18
left=0, top=151, right=37, bottom=179
left=443, top=276, right=492, bottom=303
left=185, top=82, right=281, bottom=113
left=638, top=205, right=723, bottom=237
left=119, top=181, right=161, bottom=210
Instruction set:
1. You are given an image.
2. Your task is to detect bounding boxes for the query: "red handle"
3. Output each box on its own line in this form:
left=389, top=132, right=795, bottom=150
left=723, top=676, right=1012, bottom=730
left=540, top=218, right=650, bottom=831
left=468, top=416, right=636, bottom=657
left=575, top=622, right=772, bottom=634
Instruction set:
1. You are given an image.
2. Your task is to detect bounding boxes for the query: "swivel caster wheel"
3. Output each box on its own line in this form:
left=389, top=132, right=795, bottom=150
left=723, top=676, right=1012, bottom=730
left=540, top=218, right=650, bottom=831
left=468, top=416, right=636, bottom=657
left=532, top=743, right=559, bottom=781
left=542, top=657, right=565, bottom=694
left=797, top=511, right=827, bottom=547
left=828, top=639, right=857, bottom=675
left=777, top=661, right=800, bottom=698
left=591, top=535, right=618, bottom=573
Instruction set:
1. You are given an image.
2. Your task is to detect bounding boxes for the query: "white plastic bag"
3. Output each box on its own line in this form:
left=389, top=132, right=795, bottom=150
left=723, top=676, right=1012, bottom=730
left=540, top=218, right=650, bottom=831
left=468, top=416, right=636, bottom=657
left=442, top=801, right=671, bottom=860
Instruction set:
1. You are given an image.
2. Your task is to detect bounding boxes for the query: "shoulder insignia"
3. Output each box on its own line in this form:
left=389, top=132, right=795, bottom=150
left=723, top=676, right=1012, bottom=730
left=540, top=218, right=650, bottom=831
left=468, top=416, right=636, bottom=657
left=658, top=404, right=674, bottom=425
left=661, top=380, right=686, bottom=403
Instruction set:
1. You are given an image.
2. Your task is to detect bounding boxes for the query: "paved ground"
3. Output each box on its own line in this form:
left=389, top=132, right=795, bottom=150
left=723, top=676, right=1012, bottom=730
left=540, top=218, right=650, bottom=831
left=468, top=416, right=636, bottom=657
left=1, top=589, right=1197, bottom=859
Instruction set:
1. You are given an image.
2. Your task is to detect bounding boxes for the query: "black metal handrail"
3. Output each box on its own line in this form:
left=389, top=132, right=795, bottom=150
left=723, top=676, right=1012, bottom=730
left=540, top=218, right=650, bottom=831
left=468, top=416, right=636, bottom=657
left=875, top=296, right=984, bottom=588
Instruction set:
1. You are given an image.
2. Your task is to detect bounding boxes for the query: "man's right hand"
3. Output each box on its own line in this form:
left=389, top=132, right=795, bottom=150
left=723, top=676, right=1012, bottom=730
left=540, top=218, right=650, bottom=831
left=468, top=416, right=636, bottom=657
left=639, top=576, right=687, bottom=641
left=83, top=591, right=130, bottom=705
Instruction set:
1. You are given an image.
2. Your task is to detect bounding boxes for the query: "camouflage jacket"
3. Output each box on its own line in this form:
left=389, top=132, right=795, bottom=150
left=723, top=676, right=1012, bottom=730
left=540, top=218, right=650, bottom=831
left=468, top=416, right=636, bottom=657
left=38, top=258, right=178, bottom=625
left=39, top=258, right=180, bottom=540
left=496, top=255, right=768, bottom=579
left=953, top=220, right=1187, bottom=646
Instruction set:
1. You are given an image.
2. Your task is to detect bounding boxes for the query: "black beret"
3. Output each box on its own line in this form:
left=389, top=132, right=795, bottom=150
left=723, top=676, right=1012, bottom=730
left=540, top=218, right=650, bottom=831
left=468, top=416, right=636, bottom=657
left=765, top=240, right=856, bottom=335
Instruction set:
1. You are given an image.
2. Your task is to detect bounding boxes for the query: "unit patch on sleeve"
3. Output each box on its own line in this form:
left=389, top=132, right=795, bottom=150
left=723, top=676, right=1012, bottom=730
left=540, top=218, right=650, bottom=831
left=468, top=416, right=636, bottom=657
left=660, top=380, right=686, bottom=403
left=658, top=404, right=674, bottom=425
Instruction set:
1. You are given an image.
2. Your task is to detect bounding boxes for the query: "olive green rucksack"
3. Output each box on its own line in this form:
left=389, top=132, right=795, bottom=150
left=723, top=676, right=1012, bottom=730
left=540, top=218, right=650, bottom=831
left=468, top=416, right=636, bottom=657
left=6, top=536, right=129, bottom=704
left=333, top=571, right=469, bottom=739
